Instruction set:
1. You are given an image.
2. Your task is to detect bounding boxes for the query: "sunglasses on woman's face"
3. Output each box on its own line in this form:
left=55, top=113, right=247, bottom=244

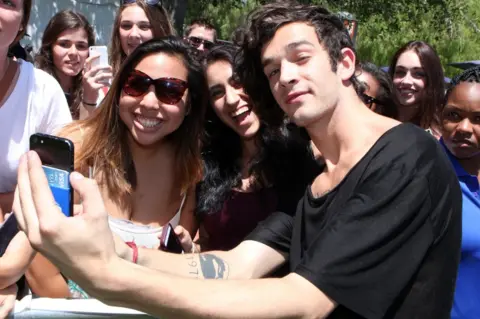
left=186, top=36, right=214, bottom=51
left=122, top=0, right=161, bottom=6
left=123, top=69, right=188, bottom=104
left=361, top=93, right=383, bottom=108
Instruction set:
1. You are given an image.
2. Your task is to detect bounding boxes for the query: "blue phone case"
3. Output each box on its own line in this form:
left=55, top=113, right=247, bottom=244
left=43, top=165, right=71, bottom=217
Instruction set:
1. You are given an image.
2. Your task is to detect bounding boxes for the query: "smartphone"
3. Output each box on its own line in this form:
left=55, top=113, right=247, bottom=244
left=89, top=45, right=110, bottom=85
left=89, top=45, right=108, bottom=68
left=0, top=214, right=19, bottom=257
left=30, top=133, right=74, bottom=217
left=159, top=223, right=184, bottom=254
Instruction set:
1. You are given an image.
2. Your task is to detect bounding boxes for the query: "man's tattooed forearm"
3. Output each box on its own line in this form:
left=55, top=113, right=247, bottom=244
left=185, top=254, right=230, bottom=279
left=186, top=255, right=199, bottom=279
left=199, top=254, right=230, bottom=279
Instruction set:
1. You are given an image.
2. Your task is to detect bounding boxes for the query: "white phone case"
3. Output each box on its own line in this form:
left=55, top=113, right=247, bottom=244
left=89, top=46, right=108, bottom=68
left=89, top=46, right=110, bottom=86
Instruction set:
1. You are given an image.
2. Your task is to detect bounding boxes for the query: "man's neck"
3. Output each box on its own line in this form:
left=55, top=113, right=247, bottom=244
left=307, top=93, right=398, bottom=173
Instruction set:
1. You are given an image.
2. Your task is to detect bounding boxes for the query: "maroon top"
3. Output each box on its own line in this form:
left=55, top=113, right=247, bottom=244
left=202, top=188, right=278, bottom=251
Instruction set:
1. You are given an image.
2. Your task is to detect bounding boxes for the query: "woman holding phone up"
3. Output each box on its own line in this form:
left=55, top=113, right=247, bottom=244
left=35, top=10, right=96, bottom=119
left=81, top=0, right=174, bottom=113
left=28, top=37, right=207, bottom=299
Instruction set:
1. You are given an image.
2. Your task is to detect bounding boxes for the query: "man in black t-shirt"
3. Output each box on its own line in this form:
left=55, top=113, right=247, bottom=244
left=14, top=2, right=461, bottom=319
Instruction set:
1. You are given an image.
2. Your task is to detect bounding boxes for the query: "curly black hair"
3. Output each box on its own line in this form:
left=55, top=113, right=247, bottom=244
left=445, top=66, right=480, bottom=101
left=234, top=0, right=362, bottom=128
left=196, top=43, right=319, bottom=218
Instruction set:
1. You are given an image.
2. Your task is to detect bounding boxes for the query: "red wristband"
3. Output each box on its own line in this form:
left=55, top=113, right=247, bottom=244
left=125, top=241, right=138, bottom=264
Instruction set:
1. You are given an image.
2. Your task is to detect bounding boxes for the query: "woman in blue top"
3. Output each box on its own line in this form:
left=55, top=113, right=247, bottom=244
left=440, top=66, right=480, bottom=319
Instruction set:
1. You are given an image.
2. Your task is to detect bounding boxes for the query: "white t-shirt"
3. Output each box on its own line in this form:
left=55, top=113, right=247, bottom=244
left=0, top=60, right=72, bottom=193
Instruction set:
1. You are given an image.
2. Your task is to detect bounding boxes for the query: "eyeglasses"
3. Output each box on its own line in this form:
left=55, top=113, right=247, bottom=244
left=123, top=69, right=188, bottom=104
left=186, top=36, right=214, bottom=51
left=361, top=93, right=382, bottom=108
left=122, top=0, right=161, bottom=6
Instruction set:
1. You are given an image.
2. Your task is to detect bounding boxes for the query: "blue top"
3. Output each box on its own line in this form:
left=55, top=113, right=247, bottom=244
left=441, top=140, right=480, bottom=319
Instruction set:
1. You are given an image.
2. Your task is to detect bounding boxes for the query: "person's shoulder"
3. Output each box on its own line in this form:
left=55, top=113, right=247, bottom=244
left=18, top=60, right=63, bottom=95
left=30, top=63, right=62, bottom=90
left=374, top=123, right=442, bottom=163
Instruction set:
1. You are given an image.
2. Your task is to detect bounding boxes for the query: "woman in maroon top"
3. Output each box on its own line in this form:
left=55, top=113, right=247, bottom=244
left=176, top=43, right=320, bottom=252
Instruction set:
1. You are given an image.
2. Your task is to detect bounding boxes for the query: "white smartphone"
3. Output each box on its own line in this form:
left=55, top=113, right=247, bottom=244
left=89, top=45, right=108, bottom=68
left=89, top=45, right=110, bottom=85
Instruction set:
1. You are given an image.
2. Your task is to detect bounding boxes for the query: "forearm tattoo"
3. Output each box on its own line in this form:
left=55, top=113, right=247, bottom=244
left=186, top=254, right=230, bottom=279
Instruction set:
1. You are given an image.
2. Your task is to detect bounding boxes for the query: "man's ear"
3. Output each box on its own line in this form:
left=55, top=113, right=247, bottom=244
left=337, top=48, right=356, bottom=81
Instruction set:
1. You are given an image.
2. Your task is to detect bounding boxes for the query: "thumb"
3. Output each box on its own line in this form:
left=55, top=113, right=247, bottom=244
left=174, top=225, right=184, bottom=235
left=69, top=172, right=106, bottom=218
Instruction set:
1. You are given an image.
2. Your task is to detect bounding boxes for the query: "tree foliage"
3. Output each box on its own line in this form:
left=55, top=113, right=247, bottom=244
left=183, top=0, right=479, bottom=77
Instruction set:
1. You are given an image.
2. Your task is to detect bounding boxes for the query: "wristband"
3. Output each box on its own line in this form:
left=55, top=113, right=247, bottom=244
left=125, top=241, right=138, bottom=264
left=82, top=100, right=97, bottom=107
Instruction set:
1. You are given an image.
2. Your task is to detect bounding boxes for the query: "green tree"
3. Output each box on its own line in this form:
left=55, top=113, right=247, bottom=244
left=184, top=0, right=257, bottom=39
left=181, top=0, right=479, bottom=77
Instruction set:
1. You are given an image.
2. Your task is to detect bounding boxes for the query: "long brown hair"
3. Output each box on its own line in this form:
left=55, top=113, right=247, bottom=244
left=389, top=41, right=445, bottom=129
left=109, top=0, right=175, bottom=75
left=62, top=37, right=207, bottom=212
left=35, top=10, right=95, bottom=119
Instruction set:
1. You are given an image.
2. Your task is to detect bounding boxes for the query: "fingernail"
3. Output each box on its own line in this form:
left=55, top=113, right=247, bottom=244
left=71, top=172, right=85, bottom=180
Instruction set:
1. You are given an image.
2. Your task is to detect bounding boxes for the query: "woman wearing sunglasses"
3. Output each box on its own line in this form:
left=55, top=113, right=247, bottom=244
left=173, top=44, right=320, bottom=253
left=356, top=62, right=398, bottom=119
left=81, top=0, right=174, bottom=113
left=27, top=37, right=207, bottom=299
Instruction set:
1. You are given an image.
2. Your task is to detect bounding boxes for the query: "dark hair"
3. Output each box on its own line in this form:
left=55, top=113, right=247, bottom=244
left=196, top=43, right=317, bottom=217
left=235, top=0, right=360, bottom=128
left=109, top=0, right=175, bottom=75
left=389, top=41, right=445, bottom=129
left=62, top=37, right=207, bottom=211
left=445, top=66, right=480, bottom=103
left=357, top=61, right=398, bottom=119
left=35, top=10, right=95, bottom=119
left=185, top=18, right=217, bottom=41
left=10, top=0, right=32, bottom=47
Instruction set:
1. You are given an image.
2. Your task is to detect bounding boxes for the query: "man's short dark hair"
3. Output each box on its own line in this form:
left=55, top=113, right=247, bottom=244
left=235, top=0, right=360, bottom=127
left=184, top=18, right=217, bottom=41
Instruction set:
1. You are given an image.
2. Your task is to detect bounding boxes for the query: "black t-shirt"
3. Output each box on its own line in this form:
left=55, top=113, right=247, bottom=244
left=247, top=124, right=462, bottom=319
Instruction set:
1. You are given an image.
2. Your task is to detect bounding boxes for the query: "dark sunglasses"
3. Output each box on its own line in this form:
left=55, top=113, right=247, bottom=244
left=123, top=69, right=188, bottom=104
left=186, top=36, right=214, bottom=50
left=361, top=93, right=383, bottom=107
left=122, top=0, right=161, bottom=6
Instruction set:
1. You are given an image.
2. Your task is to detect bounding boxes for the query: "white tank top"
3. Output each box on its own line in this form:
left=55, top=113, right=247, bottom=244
left=107, top=194, right=187, bottom=249
left=81, top=134, right=187, bottom=250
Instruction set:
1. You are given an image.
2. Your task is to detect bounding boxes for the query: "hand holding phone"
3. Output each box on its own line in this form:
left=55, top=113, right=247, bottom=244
left=30, top=133, right=74, bottom=217
left=89, top=46, right=108, bottom=68
left=159, top=223, right=184, bottom=254
left=87, top=46, right=112, bottom=87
